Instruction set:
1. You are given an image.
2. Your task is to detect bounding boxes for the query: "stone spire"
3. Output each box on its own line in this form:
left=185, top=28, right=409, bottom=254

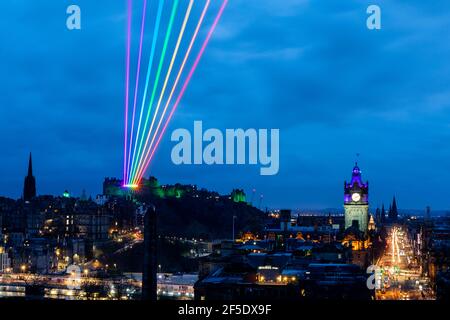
left=23, top=153, right=36, bottom=201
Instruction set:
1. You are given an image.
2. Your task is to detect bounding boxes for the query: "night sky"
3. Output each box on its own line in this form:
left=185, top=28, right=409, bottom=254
left=1, top=0, right=449, bottom=211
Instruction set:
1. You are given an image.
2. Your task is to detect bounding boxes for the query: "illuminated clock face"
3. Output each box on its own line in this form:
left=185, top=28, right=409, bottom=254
left=352, top=193, right=361, bottom=202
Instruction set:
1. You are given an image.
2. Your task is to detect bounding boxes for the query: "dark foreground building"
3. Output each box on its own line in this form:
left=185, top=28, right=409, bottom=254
left=194, top=240, right=372, bottom=300
left=142, top=206, right=157, bottom=301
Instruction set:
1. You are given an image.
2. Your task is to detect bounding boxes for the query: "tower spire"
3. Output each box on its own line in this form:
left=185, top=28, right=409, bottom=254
left=391, top=196, right=398, bottom=220
left=28, top=152, right=33, bottom=176
left=23, top=152, right=36, bottom=201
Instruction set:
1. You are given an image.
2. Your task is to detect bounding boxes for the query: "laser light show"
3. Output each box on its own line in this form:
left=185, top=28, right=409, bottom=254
left=122, top=0, right=228, bottom=187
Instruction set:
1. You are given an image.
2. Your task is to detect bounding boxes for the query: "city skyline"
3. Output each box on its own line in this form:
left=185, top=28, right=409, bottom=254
left=1, top=1, right=449, bottom=305
left=1, top=0, right=450, bottom=210
left=1, top=152, right=445, bottom=215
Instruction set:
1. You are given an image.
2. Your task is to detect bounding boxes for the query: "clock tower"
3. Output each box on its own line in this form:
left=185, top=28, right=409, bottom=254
left=344, top=163, right=369, bottom=234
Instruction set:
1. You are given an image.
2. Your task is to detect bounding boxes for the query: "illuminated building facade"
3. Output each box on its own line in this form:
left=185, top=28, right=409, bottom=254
left=344, top=163, right=369, bottom=234
left=0, top=246, right=11, bottom=272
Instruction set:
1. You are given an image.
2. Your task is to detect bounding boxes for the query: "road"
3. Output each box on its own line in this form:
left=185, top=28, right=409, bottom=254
left=375, top=225, right=435, bottom=300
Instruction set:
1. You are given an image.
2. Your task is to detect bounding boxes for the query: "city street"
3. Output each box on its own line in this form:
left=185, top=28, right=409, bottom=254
left=376, top=226, right=435, bottom=300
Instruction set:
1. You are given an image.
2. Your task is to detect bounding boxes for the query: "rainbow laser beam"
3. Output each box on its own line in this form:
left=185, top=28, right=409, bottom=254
left=123, top=0, right=132, bottom=183
left=133, top=0, right=229, bottom=184
left=132, top=0, right=211, bottom=184
left=128, top=0, right=180, bottom=183
left=123, top=0, right=228, bottom=185
left=132, top=0, right=194, bottom=181
left=127, top=0, right=164, bottom=185
left=125, top=0, right=148, bottom=184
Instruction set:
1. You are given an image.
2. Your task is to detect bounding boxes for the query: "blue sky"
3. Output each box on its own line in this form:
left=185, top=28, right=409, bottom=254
left=1, top=0, right=450, bottom=211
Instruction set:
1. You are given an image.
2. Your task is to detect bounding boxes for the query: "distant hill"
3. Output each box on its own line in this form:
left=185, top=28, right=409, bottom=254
left=149, top=195, right=266, bottom=240
left=111, top=239, right=199, bottom=273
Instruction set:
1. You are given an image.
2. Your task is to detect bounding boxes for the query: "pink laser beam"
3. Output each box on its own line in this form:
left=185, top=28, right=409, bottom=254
left=126, top=0, right=148, bottom=184
left=123, top=0, right=132, bottom=183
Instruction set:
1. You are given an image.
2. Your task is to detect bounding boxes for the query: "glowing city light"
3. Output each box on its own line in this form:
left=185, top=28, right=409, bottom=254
left=122, top=0, right=228, bottom=185
left=123, top=184, right=139, bottom=189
